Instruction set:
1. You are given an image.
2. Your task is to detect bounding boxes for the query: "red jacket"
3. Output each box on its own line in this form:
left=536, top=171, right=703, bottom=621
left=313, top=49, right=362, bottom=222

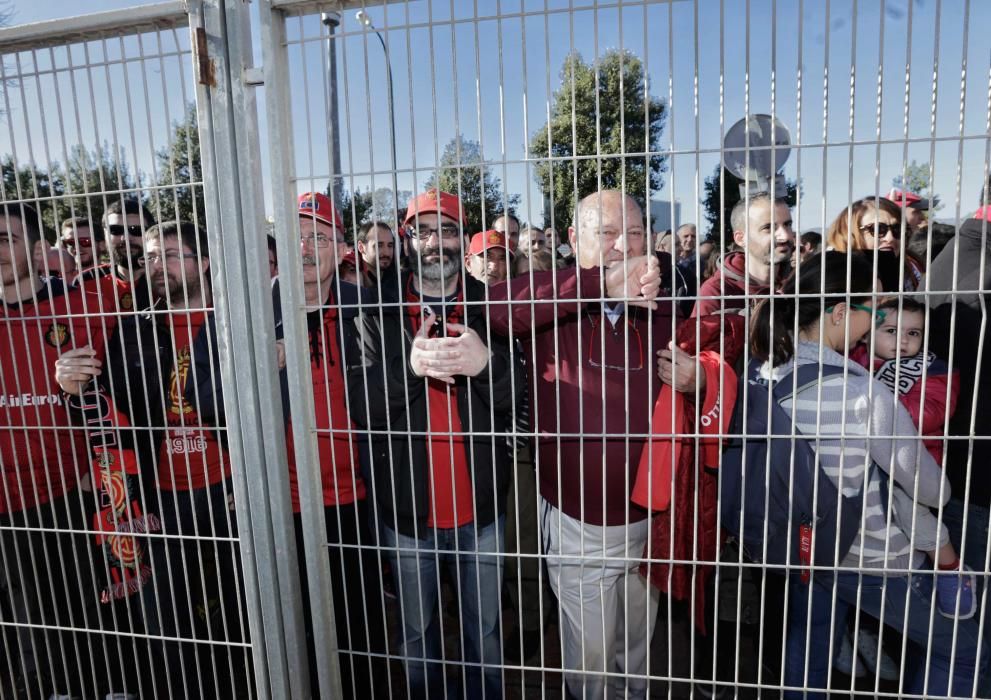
left=851, top=344, right=959, bottom=462
left=691, top=251, right=770, bottom=368
left=637, top=316, right=738, bottom=634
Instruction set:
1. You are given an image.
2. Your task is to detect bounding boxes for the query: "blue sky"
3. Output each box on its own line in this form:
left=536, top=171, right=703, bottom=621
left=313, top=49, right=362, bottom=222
left=8, top=0, right=991, bottom=233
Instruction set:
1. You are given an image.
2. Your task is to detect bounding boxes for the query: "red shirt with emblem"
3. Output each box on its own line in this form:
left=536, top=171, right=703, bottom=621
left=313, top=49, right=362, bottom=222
left=286, top=306, right=366, bottom=512
left=0, top=279, right=113, bottom=513
left=156, top=311, right=231, bottom=491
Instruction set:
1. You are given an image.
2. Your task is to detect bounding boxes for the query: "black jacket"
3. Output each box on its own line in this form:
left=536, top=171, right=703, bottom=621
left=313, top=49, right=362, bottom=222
left=924, top=217, right=991, bottom=310
left=929, top=296, right=991, bottom=508
left=100, top=308, right=226, bottom=474
left=348, top=271, right=522, bottom=537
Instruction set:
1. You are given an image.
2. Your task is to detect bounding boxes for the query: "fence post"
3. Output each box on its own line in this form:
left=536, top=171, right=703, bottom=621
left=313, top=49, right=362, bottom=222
left=187, top=0, right=311, bottom=697
left=257, top=1, right=346, bottom=698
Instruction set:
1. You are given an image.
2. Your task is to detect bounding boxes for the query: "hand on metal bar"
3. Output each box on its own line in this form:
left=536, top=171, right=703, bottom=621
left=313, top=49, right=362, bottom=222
left=657, top=341, right=706, bottom=393
left=603, top=254, right=661, bottom=309
left=54, top=345, right=103, bottom=396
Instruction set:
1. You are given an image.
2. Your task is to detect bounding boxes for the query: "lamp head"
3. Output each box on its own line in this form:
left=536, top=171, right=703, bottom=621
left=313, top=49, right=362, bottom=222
left=356, top=10, right=372, bottom=27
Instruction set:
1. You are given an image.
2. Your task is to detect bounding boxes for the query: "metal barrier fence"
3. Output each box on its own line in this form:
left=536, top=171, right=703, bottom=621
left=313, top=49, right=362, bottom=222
left=1, top=0, right=990, bottom=699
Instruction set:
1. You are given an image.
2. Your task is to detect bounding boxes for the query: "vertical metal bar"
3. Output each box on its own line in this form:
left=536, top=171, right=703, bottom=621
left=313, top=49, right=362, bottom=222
left=256, top=3, right=342, bottom=700
left=188, top=0, right=313, bottom=697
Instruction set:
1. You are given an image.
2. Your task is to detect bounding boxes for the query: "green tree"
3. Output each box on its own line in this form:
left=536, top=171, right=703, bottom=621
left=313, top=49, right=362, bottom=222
left=529, top=49, right=667, bottom=231
left=892, top=160, right=942, bottom=211
left=702, top=165, right=800, bottom=248
left=154, top=103, right=205, bottom=228
left=61, top=143, right=141, bottom=228
left=424, top=136, right=520, bottom=235
left=337, top=187, right=374, bottom=244
left=0, top=156, right=63, bottom=236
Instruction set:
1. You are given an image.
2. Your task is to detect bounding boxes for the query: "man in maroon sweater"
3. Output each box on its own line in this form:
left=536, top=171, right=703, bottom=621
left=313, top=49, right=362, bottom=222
left=487, top=189, right=678, bottom=698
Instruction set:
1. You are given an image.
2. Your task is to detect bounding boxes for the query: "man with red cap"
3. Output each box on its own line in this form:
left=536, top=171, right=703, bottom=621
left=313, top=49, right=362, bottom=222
left=464, top=229, right=514, bottom=285
left=273, top=191, right=388, bottom=697
left=887, top=187, right=932, bottom=235
left=353, top=188, right=519, bottom=698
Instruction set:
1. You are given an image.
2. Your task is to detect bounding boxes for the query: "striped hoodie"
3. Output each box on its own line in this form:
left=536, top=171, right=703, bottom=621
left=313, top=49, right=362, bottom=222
left=759, top=341, right=950, bottom=572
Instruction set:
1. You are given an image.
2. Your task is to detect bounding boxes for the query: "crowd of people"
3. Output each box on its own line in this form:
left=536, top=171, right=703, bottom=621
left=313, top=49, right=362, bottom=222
left=2, top=177, right=991, bottom=700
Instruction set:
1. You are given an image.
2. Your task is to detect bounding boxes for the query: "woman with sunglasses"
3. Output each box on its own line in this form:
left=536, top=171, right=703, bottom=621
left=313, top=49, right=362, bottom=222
left=750, top=251, right=987, bottom=698
left=826, top=196, right=925, bottom=290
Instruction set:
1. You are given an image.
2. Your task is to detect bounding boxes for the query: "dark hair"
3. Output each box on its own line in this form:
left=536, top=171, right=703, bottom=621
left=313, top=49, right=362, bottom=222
left=1, top=202, right=43, bottom=245
left=356, top=221, right=393, bottom=244
left=877, top=296, right=926, bottom=318
left=266, top=233, right=277, bottom=256
left=907, top=223, right=955, bottom=262
left=102, top=196, right=155, bottom=229
left=60, top=216, right=99, bottom=239
left=146, top=221, right=209, bottom=262
left=729, top=192, right=790, bottom=234
left=800, top=231, right=822, bottom=250
left=750, top=251, right=876, bottom=365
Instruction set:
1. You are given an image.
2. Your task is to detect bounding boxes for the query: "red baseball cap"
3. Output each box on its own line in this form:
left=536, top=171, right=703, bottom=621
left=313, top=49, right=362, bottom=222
left=298, top=191, right=344, bottom=232
left=339, top=250, right=357, bottom=267
left=403, top=188, right=467, bottom=228
left=467, top=230, right=515, bottom=257
left=886, top=188, right=931, bottom=210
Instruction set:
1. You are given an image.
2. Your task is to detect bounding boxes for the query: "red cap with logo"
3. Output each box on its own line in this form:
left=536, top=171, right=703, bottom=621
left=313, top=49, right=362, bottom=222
left=339, top=250, right=357, bottom=267
left=886, top=188, right=931, bottom=210
left=467, top=230, right=515, bottom=257
left=403, top=188, right=467, bottom=228
left=298, top=191, right=344, bottom=232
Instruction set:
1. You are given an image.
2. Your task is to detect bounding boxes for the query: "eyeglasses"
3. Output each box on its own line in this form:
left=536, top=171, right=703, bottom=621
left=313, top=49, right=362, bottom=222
left=826, top=303, right=888, bottom=327
left=858, top=222, right=900, bottom=240
left=406, top=224, right=462, bottom=242
left=300, top=233, right=343, bottom=248
left=139, top=252, right=199, bottom=266
left=106, top=224, right=145, bottom=238
left=62, top=236, right=92, bottom=249
left=587, top=313, right=644, bottom=372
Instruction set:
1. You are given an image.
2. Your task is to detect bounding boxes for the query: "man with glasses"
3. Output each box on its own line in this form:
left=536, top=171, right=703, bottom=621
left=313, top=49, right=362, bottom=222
left=56, top=221, right=253, bottom=699
left=486, top=189, right=675, bottom=699
left=354, top=188, right=518, bottom=698
left=272, top=191, right=388, bottom=697
left=60, top=216, right=106, bottom=271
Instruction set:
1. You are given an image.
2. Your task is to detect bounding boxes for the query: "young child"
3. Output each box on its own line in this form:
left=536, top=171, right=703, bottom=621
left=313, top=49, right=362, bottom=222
left=853, top=297, right=973, bottom=619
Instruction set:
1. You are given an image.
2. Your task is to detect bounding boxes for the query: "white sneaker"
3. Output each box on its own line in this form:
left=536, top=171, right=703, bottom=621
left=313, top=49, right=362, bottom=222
left=856, top=626, right=899, bottom=681
left=833, top=629, right=865, bottom=677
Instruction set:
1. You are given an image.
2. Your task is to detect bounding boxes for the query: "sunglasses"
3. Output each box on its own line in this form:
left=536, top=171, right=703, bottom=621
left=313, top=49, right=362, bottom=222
left=62, top=236, right=92, bottom=248
left=858, top=222, right=900, bottom=240
left=106, top=224, right=145, bottom=238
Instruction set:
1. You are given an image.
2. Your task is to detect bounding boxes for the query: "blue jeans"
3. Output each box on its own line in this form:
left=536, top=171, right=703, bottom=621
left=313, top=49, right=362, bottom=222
left=380, top=517, right=504, bottom=700
left=785, top=571, right=988, bottom=699
left=942, top=497, right=991, bottom=697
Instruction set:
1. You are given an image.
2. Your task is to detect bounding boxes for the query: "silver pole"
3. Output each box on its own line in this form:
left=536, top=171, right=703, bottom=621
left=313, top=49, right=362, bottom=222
left=321, top=11, right=343, bottom=207
left=357, top=10, right=399, bottom=232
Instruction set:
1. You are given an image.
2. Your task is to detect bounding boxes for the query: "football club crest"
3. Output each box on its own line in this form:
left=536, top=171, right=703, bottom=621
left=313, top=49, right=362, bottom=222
left=44, top=322, right=70, bottom=349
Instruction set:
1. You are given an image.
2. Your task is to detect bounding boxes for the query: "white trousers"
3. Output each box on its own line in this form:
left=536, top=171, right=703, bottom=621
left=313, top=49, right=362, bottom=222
left=540, top=497, right=659, bottom=699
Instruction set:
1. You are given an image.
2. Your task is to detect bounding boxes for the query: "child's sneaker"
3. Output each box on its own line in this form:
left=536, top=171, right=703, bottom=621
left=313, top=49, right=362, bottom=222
left=937, top=565, right=977, bottom=619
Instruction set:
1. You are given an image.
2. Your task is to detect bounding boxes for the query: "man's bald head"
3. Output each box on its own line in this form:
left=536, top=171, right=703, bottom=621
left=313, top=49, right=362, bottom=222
left=569, top=191, right=646, bottom=269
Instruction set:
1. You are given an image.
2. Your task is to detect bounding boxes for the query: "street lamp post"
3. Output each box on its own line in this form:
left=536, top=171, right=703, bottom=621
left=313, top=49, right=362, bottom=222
left=356, top=10, right=399, bottom=232
left=321, top=12, right=343, bottom=206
